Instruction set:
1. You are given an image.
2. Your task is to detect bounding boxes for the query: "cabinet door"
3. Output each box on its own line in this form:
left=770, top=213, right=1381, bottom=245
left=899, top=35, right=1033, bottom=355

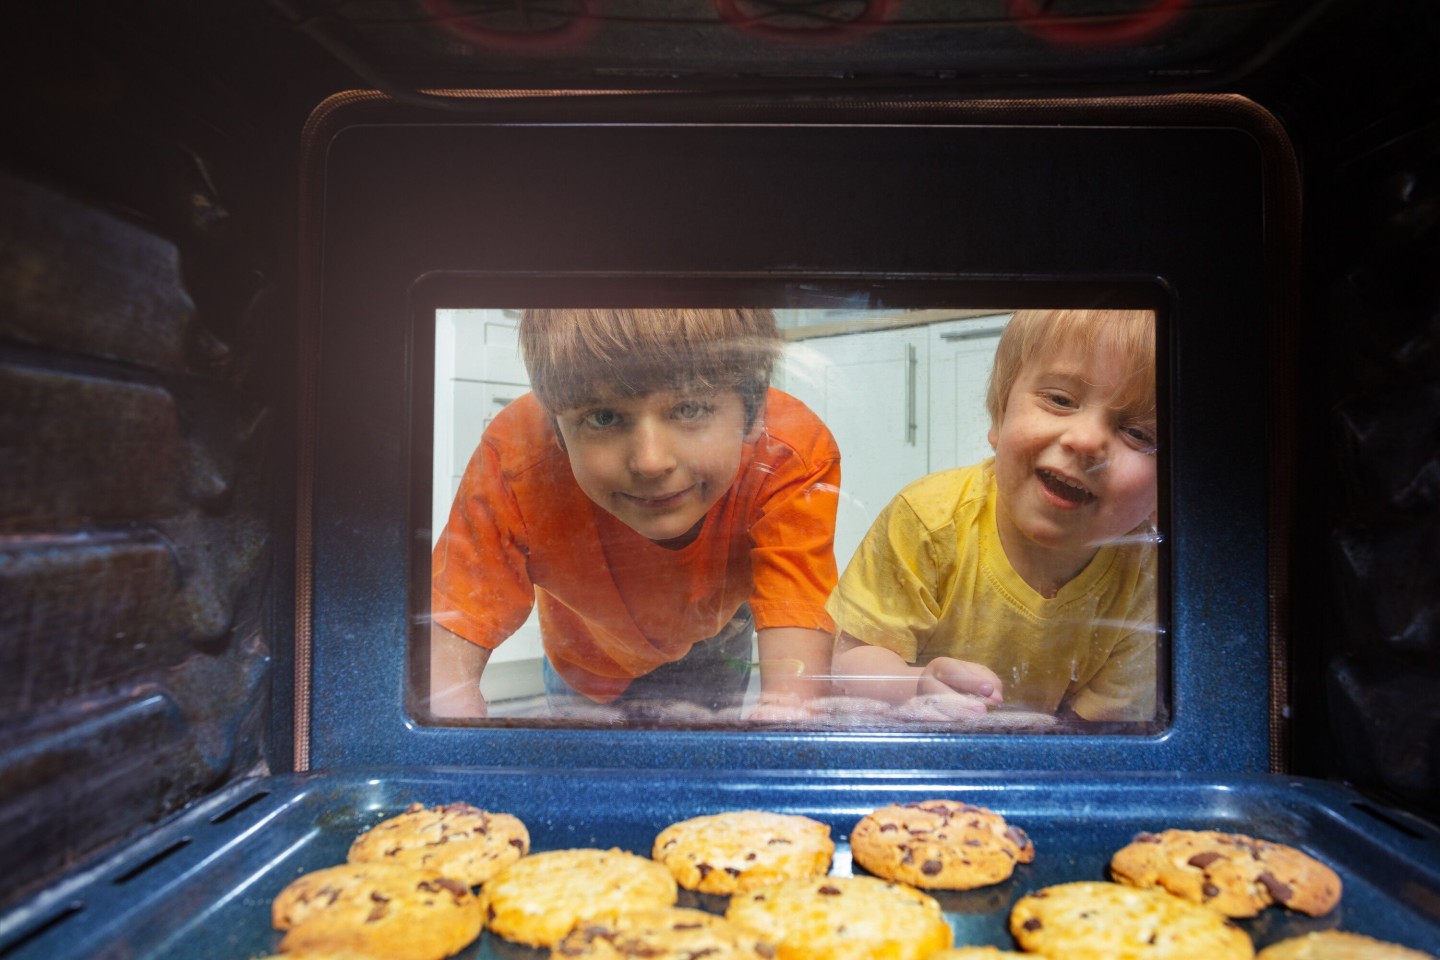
left=780, top=327, right=931, bottom=572
left=928, top=314, right=1011, bottom=473
left=433, top=310, right=542, bottom=670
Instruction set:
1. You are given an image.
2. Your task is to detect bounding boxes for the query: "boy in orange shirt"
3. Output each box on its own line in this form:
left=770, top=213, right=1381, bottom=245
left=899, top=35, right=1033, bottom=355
left=430, top=308, right=840, bottom=719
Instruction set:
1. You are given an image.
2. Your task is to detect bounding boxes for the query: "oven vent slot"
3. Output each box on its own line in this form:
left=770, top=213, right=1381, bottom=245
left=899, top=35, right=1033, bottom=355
left=0, top=902, right=83, bottom=958
left=209, top=790, right=271, bottom=825
left=112, top=838, right=192, bottom=886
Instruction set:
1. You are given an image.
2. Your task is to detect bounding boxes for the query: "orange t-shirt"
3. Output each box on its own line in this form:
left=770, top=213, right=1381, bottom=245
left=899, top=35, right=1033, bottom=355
left=431, top=388, right=840, bottom=701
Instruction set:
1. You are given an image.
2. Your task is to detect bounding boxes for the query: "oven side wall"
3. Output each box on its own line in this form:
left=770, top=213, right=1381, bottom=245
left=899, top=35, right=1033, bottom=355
left=0, top=7, right=334, bottom=908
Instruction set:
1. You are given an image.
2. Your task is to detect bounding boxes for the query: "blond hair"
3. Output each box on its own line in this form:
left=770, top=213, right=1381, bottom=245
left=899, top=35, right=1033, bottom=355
left=986, top=308, right=1156, bottom=427
left=520, top=308, right=779, bottom=427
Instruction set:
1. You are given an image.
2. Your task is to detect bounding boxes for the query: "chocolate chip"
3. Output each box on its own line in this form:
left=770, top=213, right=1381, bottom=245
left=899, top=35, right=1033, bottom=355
left=696, top=863, right=713, bottom=879
left=366, top=902, right=389, bottom=922
left=1257, top=871, right=1293, bottom=904
left=1203, top=883, right=1220, bottom=898
left=1188, top=851, right=1223, bottom=869
left=756, top=944, right=776, bottom=959
left=1023, top=917, right=1042, bottom=931
left=818, top=885, right=842, bottom=896
left=725, top=867, right=742, bottom=877
left=1005, top=826, right=1031, bottom=850
left=921, top=859, right=943, bottom=875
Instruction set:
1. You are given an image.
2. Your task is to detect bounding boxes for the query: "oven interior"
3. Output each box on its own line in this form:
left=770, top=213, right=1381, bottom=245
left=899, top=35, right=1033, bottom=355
left=4, top=2, right=1440, bottom=957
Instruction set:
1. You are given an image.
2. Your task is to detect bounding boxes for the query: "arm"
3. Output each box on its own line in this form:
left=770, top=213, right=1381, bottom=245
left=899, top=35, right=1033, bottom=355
left=428, top=622, right=493, bottom=719
left=755, top=626, right=833, bottom=704
left=833, top=631, right=1004, bottom=707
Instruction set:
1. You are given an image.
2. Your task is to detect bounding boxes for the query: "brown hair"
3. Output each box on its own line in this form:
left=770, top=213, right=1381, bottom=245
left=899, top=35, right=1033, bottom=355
left=985, top=308, right=1156, bottom=427
left=520, top=308, right=780, bottom=428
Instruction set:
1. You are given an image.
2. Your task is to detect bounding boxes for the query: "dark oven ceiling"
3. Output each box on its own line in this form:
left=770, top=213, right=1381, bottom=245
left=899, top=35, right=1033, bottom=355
left=265, top=0, right=1335, bottom=96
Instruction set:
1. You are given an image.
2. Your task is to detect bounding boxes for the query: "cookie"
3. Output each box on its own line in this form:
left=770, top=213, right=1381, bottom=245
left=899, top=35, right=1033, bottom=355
left=1256, top=930, right=1437, bottom=959
left=549, top=906, right=776, bottom=959
left=485, top=848, right=678, bottom=947
left=848, top=800, right=1035, bottom=890
left=1109, top=829, right=1342, bottom=917
left=651, top=810, right=835, bottom=894
left=928, top=950, right=1051, bottom=960
left=270, top=862, right=484, bottom=960
left=724, top=874, right=953, bottom=960
left=346, top=801, right=530, bottom=886
left=1008, top=880, right=1254, bottom=960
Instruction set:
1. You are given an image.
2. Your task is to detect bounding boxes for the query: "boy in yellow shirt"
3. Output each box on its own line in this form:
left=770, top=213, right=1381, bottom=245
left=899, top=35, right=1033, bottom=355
left=829, top=308, right=1159, bottom=722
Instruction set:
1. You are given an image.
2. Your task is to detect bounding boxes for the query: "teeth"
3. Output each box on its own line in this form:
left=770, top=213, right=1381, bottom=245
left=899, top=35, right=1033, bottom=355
left=1038, top=469, right=1093, bottom=503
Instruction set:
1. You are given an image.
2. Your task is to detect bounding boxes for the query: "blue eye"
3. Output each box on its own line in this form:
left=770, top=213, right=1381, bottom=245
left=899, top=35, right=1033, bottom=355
left=581, top=409, right=620, bottom=429
left=1123, top=423, right=1158, bottom=451
left=673, top=400, right=711, bottom=421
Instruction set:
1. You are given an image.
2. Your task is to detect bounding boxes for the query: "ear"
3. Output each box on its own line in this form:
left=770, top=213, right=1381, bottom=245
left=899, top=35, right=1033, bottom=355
left=743, top=397, right=767, bottom=444
left=987, top=423, right=999, bottom=450
left=550, top=415, right=567, bottom=452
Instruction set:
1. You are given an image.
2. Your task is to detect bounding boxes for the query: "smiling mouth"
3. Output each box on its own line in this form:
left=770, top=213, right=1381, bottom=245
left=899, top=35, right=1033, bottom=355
left=624, top=486, right=694, bottom=508
left=1037, top=468, right=1095, bottom=505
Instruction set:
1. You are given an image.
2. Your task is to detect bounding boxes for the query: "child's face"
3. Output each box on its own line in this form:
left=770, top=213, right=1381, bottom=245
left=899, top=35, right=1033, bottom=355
left=555, top=387, right=759, bottom=545
left=987, top=340, right=1158, bottom=562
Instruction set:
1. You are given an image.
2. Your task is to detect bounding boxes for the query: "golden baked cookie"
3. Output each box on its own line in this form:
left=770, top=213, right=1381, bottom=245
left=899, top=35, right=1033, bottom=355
left=270, top=862, right=484, bottom=960
left=848, top=800, right=1035, bottom=890
left=724, top=874, right=952, bottom=960
left=548, top=906, right=776, bottom=959
left=651, top=809, right=835, bottom=894
left=346, top=801, right=530, bottom=887
left=1109, top=829, right=1342, bottom=917
left=1009, top=880, right=1254, bottom=960
left=928, top=949, right=1051, bottom=959
left=485, top=848, right=678, bottom=947
left=1256, top=930, right=1437, bottom=959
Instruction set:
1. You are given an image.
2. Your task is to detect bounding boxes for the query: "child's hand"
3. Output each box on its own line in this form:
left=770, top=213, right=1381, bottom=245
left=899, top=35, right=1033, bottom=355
left=917, top=658, right=1004, bottom=708
left=746, top=693, right=815, bottom=723
left=429, top=681, right=489, bottom=719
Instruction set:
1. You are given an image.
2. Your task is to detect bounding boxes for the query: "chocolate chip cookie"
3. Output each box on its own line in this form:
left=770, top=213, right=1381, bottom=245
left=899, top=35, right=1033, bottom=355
left=347, top=801, right=529, bottom=887
left=725, top=874, right=952, bottom=960
left=1009, top=880, right=1254, bottom=960
left=651, top=810, right=835, bottom=895
left=271, top=862, right=484, bottom=960
left=848, top=800, right=1035, bottom=890
left=1109, top=829, right=1341, bottom=918
left=549, top=906, right=776, bottom=959
left=485, top=848, right=678, bottom=948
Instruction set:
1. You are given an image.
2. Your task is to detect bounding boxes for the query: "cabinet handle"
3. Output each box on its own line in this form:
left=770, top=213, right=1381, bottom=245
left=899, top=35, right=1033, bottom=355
left=906, top=344, right=918, bottom=446
left=939, top=328, right=1002, bottom=342
left=492, top=396, right=517, bottom=406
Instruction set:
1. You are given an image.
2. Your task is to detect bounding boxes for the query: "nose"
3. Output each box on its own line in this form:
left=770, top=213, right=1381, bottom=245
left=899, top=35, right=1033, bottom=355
left=627, top=419, right=678, bottom=477
left=1061, top=410, right=1109, bottom=469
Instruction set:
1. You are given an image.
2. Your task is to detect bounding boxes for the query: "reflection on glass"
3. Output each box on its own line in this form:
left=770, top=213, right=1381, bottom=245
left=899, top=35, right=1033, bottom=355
left=425, top=306, right=1159, bottom=730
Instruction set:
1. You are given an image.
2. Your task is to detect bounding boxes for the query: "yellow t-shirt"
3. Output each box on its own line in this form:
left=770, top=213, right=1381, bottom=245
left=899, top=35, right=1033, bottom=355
left=826, top=460, right=1157, bottom=721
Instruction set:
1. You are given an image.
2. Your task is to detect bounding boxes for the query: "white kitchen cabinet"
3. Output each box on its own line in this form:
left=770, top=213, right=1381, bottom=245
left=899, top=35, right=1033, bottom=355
left=777, top=313, right=1009, bottom=571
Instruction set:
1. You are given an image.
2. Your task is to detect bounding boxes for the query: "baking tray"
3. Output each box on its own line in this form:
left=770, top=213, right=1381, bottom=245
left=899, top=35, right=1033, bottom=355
left=4, top=769, right=1438, bottom=959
